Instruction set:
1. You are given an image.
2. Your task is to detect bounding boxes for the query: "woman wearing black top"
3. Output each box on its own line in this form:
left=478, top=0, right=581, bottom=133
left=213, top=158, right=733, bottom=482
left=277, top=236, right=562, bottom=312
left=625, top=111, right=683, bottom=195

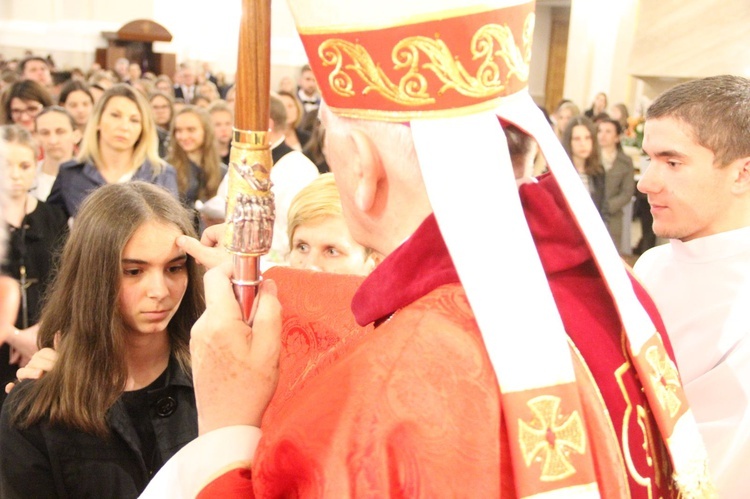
left=0, top=182, right=204, bottom=497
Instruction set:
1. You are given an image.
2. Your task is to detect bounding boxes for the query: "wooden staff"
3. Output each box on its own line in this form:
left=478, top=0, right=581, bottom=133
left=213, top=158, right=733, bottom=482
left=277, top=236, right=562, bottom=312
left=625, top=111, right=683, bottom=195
left=224, top=0, right=273, bottom=324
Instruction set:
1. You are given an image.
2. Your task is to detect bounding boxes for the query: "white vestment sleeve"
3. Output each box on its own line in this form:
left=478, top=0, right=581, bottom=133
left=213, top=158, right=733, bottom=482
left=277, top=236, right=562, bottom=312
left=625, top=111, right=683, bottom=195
left=140, top=425, right=262, bottom=499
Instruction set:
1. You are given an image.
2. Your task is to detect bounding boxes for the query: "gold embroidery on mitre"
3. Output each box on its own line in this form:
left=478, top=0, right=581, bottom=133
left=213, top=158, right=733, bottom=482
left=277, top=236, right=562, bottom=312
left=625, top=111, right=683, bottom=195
left=318, top=13, right=534, bottom=106
left=645, top=346, right=682, bottom=418
left=518, top=395, right=586, bottom=482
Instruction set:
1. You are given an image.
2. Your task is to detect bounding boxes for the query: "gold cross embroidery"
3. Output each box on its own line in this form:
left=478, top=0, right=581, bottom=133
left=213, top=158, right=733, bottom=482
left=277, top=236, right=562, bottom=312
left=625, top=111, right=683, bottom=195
left=518, top=395, right=586, bottom=481
left=645, top=346, right=682, bottom=418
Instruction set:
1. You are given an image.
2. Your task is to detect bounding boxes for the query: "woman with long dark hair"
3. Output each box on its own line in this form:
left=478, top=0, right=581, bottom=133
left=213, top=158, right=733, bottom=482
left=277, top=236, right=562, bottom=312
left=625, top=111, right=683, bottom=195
left=562, top=116, right=605, bottom=215
left=0, top=181, right=204, bottom=497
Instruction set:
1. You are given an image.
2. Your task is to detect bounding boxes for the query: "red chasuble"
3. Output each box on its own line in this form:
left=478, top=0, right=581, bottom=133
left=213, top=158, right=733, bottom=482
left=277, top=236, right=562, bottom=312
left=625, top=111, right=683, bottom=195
left=199, top=174, right=677, bottom=498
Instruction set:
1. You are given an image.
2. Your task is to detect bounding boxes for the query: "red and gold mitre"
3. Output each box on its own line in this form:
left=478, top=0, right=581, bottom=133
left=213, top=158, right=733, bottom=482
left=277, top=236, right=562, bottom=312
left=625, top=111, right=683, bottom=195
left=295, top=2, right=534, bottom=121
left=287, top=1, right=714, bottom=496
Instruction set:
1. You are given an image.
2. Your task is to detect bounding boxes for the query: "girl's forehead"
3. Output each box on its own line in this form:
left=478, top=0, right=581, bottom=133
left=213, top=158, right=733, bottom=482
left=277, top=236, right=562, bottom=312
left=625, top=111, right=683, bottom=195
left=122, top=220, right=185, bottom=256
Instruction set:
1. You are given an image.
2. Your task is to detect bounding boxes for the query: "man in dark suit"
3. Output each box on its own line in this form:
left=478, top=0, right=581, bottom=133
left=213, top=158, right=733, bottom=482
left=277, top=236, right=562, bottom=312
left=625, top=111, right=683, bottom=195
left=173, top=64, right=197, bottom=104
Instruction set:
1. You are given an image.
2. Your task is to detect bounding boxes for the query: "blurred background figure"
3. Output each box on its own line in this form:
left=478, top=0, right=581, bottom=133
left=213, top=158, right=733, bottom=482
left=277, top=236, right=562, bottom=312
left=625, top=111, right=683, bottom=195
left=191, top=95, right=211, bottom=109
left=88, top=70, right=115, bottom=91
left=609, top=103, right=630, bottom=138
left=296, top=64, right=320, bottom=114
left=287, top=173, right=380, bottom=275
left=18, top=56, right=52, bottom=91
left=208, top=101, right=233, bottom=166
left=224, top=85, right=235, bottom=114
left=277, top=76, right=295, bottom=95
left=115, top=57, right=130, bottom=83
left=174, top=64, right=197, bottom=104
left=0, top=124, right=20, bottom=407
left=277, top=90, right=310, bottom=151
left=127, top=62, right=142, bottom=84
left=562, top=116, right=604, bottom=215
left=2, top=80, right=53, bottom=135
left=58, top=80, right=94, bottom=133
left=154, top=75, right=175, bottom=97
left=196, top=81, right=220, bottom=105
left=131, top=79, right=154, bottom=98
left=584, top=92, right=608, bottom=118
left=0, top=125, right=68, bottom=405
left=1, top=70, right=19, bottom=94
left=113, top=57, right=130, bottom=83
left=302, top=118, right=329, bottom=174
left=553, top=100, right=580, bottom=141
left=597, top=118, right=635, bottom=251
left=34, top=107, right=80, bottom=201
left=148, top=91, right=174, bottom=158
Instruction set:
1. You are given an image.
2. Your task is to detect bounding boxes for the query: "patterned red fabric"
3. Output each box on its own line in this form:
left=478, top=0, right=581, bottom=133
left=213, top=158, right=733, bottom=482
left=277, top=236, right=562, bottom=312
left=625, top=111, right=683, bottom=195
left=200, top=174, right=679, bottom=497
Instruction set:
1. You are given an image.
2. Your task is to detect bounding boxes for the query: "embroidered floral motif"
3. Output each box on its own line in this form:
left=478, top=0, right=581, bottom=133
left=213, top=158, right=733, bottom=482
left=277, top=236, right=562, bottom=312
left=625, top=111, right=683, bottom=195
left=317, top=14, right=534, bottom=106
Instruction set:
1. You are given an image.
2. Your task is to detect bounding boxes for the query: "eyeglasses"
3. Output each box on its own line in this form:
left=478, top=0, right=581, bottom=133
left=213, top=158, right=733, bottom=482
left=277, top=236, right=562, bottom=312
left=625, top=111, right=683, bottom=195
left=10, top=104, right=43, bottom=119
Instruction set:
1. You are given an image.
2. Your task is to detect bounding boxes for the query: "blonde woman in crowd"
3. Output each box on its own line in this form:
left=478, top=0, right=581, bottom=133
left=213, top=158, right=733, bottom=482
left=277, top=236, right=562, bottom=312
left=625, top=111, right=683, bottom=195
left=584, top=91, right=608, bottom=118
left=208, top=100, right=233, bottom=166
left=34, top=107, right=80, bottom=201
left=47, top=84, right=178, bottom=218
left=167, top=106, right=226, bottom=211
left=277, top=90, right=310, bottom=151
left=0, top=125, right=68, bottom=406
left=287, top=173, right=381, bottom=275
left=553, top=100, right=580, bottom=141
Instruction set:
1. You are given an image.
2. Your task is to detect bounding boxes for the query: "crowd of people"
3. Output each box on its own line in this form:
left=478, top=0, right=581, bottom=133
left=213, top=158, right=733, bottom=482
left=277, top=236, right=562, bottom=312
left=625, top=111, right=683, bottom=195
left=0, top=0, right=748, bottom=496
left=0, top=53, right=330, bottom=409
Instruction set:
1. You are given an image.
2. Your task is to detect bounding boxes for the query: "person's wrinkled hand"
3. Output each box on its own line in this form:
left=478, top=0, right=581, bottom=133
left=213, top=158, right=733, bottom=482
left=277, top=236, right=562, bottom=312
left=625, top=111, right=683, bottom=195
left=190, top=261, right=281, bottom=435
left=176, top=223, right=231, bottom=270
left=4, top=346, right=59, bottom=394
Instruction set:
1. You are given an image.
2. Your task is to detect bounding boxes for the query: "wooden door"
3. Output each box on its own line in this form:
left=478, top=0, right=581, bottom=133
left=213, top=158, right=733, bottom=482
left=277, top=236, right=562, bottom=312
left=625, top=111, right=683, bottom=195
left=544, top=7, right=570, bottom=113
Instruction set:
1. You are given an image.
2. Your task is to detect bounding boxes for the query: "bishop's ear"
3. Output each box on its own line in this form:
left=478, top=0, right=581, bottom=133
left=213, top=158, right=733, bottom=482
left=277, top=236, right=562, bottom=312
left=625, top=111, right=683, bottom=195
left=731, top=156, right=750, bottom=194
left=349, top=128, right=384, bottom=213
